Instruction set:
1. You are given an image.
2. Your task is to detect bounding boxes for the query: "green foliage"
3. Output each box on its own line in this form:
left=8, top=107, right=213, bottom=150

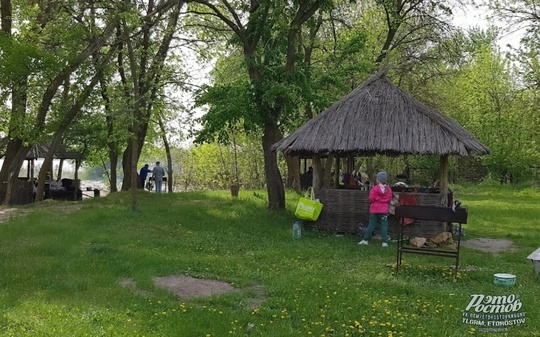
left=0, top=185, right=539, bottom=336
left=194, top=81, right=260, bottom=144
left=0, top=35, right=53, bottom=86
left=174, top=133, right=265, bottom=190
left=192, top=2, right=376, bottom=143
left=431, top=41, right=536, bottom=183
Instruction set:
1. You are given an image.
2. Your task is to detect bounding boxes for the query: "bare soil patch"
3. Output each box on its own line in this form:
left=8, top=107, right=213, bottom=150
left=120, top=275, right=265, bottom=307
left=461, top=238, right=515, bottom=254
left=0, top=202, right=85, bottom=224
left=0, top=207, right=28, bottom=223
left=153, top=275, right=237, bottom=300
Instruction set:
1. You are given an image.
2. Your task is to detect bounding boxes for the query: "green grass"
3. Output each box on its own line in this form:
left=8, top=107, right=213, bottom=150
left=0, top=185, right=539, bottom=336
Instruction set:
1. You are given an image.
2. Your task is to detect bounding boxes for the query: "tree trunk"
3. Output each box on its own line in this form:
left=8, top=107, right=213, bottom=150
left=97, top=41, right=118, bottom=193
left=0, top=77, right=28, bottom=205
left=0, top=5, right=27, bottom=204
left=285, top=155, right=300, bottom=192
left=1, top=145, right=29, bottom=205
left=109, top=153, right=118, bottom=192
left=55, top=159, right=63, bottom=180
left=262, top=123, right=285, bottom=210
left=158, top=117, right=173, bottom=193
left=1, top=0, right=12, bottom=33
left=121, top=145, right=133, bottom=190
left=130, top=132, right=138, bottom=210
left=75, top=159, right=81, bottom=180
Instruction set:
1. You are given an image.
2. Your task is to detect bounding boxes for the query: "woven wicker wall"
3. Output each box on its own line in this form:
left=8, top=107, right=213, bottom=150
left=11, top=180, right=34, bottom=205
left=308, top=189, right=448, bottom=239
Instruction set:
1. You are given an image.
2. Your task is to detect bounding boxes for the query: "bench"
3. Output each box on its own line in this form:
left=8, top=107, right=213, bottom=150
left=394, top=205, right=468, bottom=278
left=51, top=188, right=81, bottom=201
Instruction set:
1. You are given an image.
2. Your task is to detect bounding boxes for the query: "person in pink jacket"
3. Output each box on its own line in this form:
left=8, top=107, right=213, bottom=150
left=359, top=172, right=393, bottom=247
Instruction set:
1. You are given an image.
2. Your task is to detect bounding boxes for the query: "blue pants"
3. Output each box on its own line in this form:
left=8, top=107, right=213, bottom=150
left=155, top=180, right=163, bottom=193
left=363, top=213, right=389, bottom=243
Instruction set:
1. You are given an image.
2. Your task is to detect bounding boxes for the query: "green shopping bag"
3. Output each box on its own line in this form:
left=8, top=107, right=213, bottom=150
left=294, top=187, right=323, bottom=221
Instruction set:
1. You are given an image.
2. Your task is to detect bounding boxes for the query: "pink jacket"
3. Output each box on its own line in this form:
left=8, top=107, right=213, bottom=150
left=369, top=184, right=393, bottom=214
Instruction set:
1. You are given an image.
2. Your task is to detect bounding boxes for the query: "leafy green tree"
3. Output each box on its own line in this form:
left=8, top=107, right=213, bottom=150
left=432, top=35, right=534, bottom=183
left=173, top=132, right=264, bottom=191
left=0, top=0, right=119, bottom=204
left=186, top=0, right=329, bottom=210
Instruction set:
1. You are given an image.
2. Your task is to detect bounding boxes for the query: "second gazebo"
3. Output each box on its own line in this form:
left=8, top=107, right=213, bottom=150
left=272, top=71, right=490, bottom=237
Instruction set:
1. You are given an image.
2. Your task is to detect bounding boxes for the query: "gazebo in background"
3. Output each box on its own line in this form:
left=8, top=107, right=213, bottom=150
left=272, top=71, right=490, bottom=237
left=0, top=139, right=83, bottom=204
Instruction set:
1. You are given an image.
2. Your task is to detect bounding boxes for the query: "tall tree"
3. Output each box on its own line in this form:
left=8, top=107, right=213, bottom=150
left=0, top=0, right=119, bottom=204
left=188, top=0, right=328, bottom=210
left=0, top=0, right=28, bottom=204
left=117, top=0, right=185, bottom=198
left=34, top=43, right=119, bottom=201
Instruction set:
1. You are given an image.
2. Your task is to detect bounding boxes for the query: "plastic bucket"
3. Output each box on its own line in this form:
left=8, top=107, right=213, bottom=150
left=493, top=273, right=516, bottom=286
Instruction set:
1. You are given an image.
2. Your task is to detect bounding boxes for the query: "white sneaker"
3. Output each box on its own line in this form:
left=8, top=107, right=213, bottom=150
left=359, top=240, right=368, bottom=245
left=382, top=242, right=388, bottom=248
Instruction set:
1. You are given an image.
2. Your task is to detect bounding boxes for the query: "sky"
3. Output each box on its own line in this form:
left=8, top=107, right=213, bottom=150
left=452, top=3, right=526, bottom=51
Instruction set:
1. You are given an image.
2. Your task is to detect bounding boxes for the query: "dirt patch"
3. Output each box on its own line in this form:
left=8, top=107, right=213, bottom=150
left=0, top=208, right=27, bottom=223
left=120, top=275, right=265, bottom=307
left=461, top=238, right=515, bottom=254
left=153, top=275, right=238, bottom=300
left=0, top=202, right=85, bottom=224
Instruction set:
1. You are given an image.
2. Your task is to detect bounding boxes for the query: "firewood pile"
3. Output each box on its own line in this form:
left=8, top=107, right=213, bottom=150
left=409, top=232, right=457, bottom=249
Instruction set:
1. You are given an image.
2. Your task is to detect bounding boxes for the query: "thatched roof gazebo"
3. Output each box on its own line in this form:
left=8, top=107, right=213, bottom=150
left=0, top=138, right=83, bottom=179
left=0, top=139, right=83, bottom=160
left=272, top=71, right=490, bottom=236
left=0, top=139, right=83, bottom=204
left=272, top=72, right=489, bottom=157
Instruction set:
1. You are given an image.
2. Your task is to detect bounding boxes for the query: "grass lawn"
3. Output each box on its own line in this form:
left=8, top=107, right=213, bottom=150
left=0, top=184, right=538, bottom=336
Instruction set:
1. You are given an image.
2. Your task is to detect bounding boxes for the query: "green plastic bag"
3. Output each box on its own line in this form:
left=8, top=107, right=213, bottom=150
left=294, top=187, right=323, bottom=221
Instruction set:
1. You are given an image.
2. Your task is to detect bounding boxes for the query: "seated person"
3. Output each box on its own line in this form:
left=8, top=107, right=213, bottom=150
left=51, top=178, right=82, bottom=200
left=393, top=181, right=408, bottom=188
left=49, top=179, right=64, bottom=191
left=339, top=172, right=346, bottom=185
left=393, top=181, right=409, bottom=192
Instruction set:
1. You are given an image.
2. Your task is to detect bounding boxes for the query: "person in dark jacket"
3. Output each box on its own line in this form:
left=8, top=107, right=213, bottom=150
left=139, top=164, right=150, bottom=189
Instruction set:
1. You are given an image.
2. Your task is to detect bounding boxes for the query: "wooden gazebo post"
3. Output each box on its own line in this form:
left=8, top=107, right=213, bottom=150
left=312, top=154, right=323, bottom=189
left=333, top=157, right=340, bottom=188
left=439, top=155, right=449, bottom=206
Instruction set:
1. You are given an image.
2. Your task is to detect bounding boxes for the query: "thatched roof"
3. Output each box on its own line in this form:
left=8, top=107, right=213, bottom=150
left=0, top=138, right=83, bottom=160
left=272, top=73, right=490, bottom=157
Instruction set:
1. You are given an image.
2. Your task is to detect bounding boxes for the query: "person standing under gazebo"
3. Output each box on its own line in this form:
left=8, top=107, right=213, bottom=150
left=359, top=172, right=393, bottom=247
